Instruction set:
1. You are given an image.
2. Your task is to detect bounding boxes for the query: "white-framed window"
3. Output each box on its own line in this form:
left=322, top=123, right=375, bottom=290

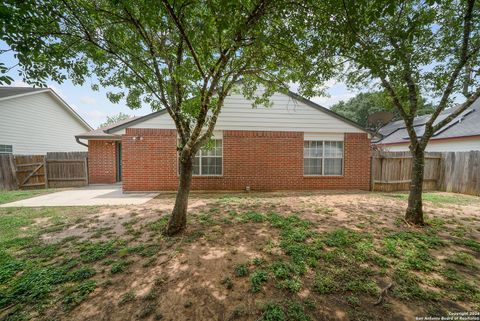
left=178, top=139, right=223, bottom=176
left=193, top=139, right=223, bottom=176
left=0, top=144, right=13, bottom=154
left=304, top=140, right=343, bottom=176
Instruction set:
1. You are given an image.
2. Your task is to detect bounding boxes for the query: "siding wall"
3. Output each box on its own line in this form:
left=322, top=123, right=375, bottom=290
left=0, top=92, right=88, bottom=154
left=384, top=136, right=480, bottom=152
left=112, top=92, right=365, bottom=134
left=120, top=128, right=371, bottom=191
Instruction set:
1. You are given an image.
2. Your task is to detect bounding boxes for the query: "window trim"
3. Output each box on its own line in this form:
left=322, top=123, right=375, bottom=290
left=177, top=139, right=224, bottom=177
left=0, top=144, right=13, bottom=155
left=303, top=140, right=344, bottom=177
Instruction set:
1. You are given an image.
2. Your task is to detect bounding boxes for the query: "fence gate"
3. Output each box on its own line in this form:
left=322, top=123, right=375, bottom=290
left=15, top=155, right=46, bottom=189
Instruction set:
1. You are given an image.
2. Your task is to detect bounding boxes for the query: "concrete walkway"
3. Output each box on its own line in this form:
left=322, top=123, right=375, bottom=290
left=0, top=184, right=158, bottom=207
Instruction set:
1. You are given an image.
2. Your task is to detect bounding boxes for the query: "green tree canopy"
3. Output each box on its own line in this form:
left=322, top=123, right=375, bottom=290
left=331, top=92, right=435, bottom=128
left=98, top=112, right=131, bottom=129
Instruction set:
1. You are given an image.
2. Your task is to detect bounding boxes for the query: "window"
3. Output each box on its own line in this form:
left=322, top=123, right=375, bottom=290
left=191, top=139, right=223, bottom=176
left=304, top=141, right=343, bottom=175
left=0, top=144, right=13, bottom=154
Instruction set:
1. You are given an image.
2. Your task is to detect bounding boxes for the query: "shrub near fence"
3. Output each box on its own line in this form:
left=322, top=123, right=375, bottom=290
left=0, top=152, right=88, bottom=191
left=372, top=150, right=480, bottom=196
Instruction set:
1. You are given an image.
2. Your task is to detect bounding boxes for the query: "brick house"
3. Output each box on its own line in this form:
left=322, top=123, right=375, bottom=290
left=76, top=91, right=372, bottom=192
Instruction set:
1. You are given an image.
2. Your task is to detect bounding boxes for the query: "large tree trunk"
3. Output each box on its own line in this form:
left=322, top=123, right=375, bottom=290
left=405, top=147, right=426, bottom=225
left=165, top=155, right=193, bottom=236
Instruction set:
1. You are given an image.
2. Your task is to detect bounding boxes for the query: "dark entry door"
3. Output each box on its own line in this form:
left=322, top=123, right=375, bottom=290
left=116, top=142, right=122, bottom=182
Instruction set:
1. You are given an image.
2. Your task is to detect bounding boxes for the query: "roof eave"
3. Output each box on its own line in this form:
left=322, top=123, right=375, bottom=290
left=105, top=110, right=168, bottom=134
left=75, top=135, right=121, bottom=140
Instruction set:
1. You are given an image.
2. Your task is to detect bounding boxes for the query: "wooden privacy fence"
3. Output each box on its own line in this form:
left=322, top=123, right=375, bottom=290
left=439, top=151, right=480, bottom=196
left=372, top=151, right=480, bottom=196
left=0, top=152, right=88, bottom=190
left=45, top=152, right=89, bottom=188
left=0, top=155, right=18, bottom=190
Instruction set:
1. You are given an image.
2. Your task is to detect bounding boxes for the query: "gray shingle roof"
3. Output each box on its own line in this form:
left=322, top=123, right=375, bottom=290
left=0, top=86, right=48, bottom=99
left=376, top=98, right=480, bottom=145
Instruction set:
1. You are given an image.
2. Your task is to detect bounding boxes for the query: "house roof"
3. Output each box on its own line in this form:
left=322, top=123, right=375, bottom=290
left=102, top=91, right=371, bottom=135
left=0, top=86, right=92, bottom=131
left=0, top=86, right=48, bottom=99
left=76, top=117, right=138, bottom=140
left=376, top=97, right=480, bottom=145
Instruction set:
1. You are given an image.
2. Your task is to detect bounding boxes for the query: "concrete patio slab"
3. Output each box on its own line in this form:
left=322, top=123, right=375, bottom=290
left=0, top=184, right=158, bottom=207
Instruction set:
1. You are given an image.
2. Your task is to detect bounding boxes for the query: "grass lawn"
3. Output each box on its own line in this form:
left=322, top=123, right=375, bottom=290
left=0, top=189, right=58, bottom=205
left=0, top=191, right=479, bottom=321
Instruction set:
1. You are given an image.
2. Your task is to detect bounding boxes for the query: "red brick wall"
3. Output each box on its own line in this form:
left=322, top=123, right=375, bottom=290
left=88, top=140, right=117, bottom=184
left=122, top=129, right=178, bottom=191
left=120, top=128, right=371, bottom=191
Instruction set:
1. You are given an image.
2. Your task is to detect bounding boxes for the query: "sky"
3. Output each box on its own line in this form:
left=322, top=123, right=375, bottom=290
left=1, top=42, right=359, bottom=129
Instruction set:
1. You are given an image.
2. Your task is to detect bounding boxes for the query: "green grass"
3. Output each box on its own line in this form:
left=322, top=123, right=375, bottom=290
left=231, top=207, right=480, bottom=312
left=259, top=301, right=311, bottom=321
left=0, top=206, right=105, bottom=319
left=385, top=192, right=479, bottom=205
left=0, top=206, right=97, bottom=251
left=1, top=193, right=480, bottom=320
left=234, top=263, right=249, bottom=277
left=0, top=189, right=57, bottom=205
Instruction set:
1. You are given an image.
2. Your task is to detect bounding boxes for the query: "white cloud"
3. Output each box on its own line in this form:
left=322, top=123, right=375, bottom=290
left=10, top=80, right=29, bottom=87
left=80, top=96, right=97, bottom=105
left=289, top=80, right=358, bottom=108
left=310, top=92, right=357, bottom=108
left=84, top=109, right=107, bottom=120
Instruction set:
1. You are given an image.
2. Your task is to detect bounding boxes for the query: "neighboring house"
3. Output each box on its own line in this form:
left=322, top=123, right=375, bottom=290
left=76, top=91, right=372, bottom=191
left=0, top=86, right=92, bottom=154
left=375, top=98, right=480, bottom=152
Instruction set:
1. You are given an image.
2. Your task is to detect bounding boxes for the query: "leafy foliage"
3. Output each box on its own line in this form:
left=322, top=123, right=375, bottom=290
left=98, top=112, right=131, bottom=129
left=331, top=91, right=434, bottom=128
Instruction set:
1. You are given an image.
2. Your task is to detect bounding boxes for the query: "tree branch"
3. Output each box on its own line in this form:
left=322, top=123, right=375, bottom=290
left=425, top=0, right=476, bottom=129
left=161, top=0, right=206, bottom=79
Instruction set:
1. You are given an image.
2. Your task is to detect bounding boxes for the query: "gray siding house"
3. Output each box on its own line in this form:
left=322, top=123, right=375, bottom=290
left=0, top=87, right=92, bottom=155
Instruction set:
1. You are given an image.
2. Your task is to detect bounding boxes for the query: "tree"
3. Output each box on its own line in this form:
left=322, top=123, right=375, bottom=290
left=301, top=0, right=480, bottom=225
left=1, top=0, right=304, bottom=235
left=99, top=112, right=131, bottom=129
left=331, top=91, right=434, bottom=128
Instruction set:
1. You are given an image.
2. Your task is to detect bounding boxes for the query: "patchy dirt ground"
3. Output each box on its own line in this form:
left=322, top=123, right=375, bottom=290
left=1, top=191, right=480, bottom=321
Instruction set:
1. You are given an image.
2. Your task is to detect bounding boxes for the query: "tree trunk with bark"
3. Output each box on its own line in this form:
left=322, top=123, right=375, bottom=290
left=405, top=147, right=426, bottom=225
left=165, top=155, right=194, bottom=236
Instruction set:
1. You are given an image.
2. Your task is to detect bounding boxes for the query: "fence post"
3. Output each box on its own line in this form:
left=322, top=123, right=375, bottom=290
left=84, top=156, right=89, bottom=185
left=44, top=158, right=49, bottom=188
left=370, top=155, right=375, bottom=191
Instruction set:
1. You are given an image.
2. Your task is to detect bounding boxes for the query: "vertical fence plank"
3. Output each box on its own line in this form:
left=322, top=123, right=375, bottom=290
left=0, top=154, right=18, bottom=190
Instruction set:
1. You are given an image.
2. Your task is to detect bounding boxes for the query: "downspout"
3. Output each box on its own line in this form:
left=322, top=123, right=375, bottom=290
left=75, top=136, right=89, bottom=148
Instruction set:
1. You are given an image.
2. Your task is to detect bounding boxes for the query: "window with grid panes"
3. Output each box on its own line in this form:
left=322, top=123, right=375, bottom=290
left=189, top=139, right=222, bottom=176
left=0, top=145, right=13, bottom=154
left=304, top=140, right=343, bottom=175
